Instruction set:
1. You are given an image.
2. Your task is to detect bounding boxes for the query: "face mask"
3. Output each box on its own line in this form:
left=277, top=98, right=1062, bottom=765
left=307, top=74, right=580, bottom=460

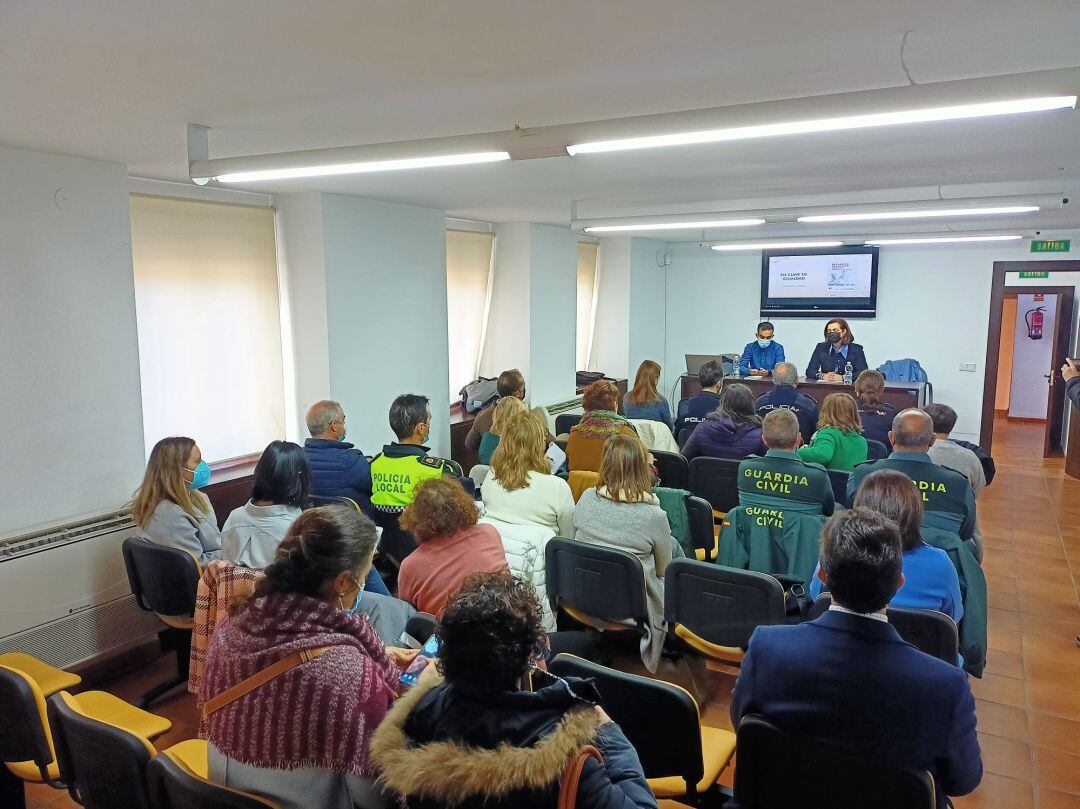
left=827, top=332, right=842, bottom=344
left=757, top=338, right=773, bottom=348
left=186, top=460, right=211, bottom=491
left=345, top=576, right=364, bottom=614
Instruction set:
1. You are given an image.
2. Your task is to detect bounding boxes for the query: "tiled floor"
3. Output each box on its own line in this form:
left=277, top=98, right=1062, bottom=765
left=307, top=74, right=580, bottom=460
left=22, top=418, right=1080, bottom=808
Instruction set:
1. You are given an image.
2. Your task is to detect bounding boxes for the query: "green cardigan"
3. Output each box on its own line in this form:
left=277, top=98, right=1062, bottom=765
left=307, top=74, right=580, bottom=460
left=797, top=427, right=868, bottom=471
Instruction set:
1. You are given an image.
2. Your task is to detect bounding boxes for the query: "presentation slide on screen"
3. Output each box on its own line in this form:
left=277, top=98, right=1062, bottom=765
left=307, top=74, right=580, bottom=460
left=767, top=253, right=874, bottom=299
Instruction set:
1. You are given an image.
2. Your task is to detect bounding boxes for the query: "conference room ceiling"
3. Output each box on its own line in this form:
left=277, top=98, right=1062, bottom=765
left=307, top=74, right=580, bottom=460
left=5, top=0, right=1080, bottom=230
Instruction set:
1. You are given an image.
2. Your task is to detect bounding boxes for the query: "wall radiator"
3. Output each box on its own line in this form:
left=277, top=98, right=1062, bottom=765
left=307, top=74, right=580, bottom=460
left=0, top=511, right=164, bottom=668
left=538, top=395, right=584, bottom=433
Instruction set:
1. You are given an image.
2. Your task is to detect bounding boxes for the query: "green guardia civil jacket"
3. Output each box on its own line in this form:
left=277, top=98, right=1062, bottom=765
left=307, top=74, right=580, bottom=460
left=717, top=504, right=827, bottom=587
left=654, top=486, right=693, bottom=557
left=922, top=525, right=988, bottom=678
left=738, top=450, right=835, bottom=515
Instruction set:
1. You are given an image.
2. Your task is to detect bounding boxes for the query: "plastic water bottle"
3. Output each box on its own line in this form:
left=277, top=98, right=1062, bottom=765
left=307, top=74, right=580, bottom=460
left=843, top=362, right=853, bottom=385
left=733, top=362, right=741, bottom=379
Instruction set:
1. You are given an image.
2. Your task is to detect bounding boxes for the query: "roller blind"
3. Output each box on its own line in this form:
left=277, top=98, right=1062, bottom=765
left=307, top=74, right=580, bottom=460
left=130, top=195, right=285, bottom=462
left=577, top=242, right=599, bottom=370
left=446, top=229, right=495, bottom=398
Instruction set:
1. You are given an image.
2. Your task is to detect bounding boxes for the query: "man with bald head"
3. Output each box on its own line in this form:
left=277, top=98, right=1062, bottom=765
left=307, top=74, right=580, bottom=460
left=754, top=362, right=820, bottom=444
left=847, top=408, right=977, bottom=542
left=303, top=399, right=374, bottom=515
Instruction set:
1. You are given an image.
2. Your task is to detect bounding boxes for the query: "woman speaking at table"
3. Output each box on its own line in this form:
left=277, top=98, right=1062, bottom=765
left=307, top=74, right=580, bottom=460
left=806, top=318, right=868, bottom=383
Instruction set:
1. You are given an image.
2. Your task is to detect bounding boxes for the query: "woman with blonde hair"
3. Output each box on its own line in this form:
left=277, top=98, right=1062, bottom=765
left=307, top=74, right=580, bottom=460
left=798, top=392, right=869, bottom=471
left=132, top=436, right=221, bottom=565
left=622, top=360, right=673, bottom=429
left=567, top=380, right=637, bottom=472
left=573, top=434, right=680, bottom=671
left=477, top=395, right=528, bottom=465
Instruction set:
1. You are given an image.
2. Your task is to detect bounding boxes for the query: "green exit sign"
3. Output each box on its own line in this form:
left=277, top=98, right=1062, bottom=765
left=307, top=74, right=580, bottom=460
left=1030, top=239, right=1070, bottom=253
left=1018, top=271, right=1050, bottom=279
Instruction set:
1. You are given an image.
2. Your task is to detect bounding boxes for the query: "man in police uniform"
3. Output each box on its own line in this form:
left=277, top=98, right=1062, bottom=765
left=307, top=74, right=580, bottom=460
left=738, top=410, right=834, bottom=515
left=675, top=360, right=724, bottom=437
left=370, top=393, right=466, bottom=515
left=753, top=362, right=820, bottom=445
left=847, top=408, right=976, bottom=542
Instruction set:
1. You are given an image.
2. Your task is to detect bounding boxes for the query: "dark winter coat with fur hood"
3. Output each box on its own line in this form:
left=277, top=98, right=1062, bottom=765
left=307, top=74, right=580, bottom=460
left=370, top=672, right=657, bottom=809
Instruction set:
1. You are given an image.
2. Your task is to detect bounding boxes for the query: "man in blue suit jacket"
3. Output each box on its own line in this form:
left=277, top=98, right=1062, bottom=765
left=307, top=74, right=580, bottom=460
left=730, top=508, right=981, bottom=807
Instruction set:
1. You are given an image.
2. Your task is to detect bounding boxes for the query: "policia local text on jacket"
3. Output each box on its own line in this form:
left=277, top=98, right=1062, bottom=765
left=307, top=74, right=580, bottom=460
left=369, top=443, right=466, bottom=513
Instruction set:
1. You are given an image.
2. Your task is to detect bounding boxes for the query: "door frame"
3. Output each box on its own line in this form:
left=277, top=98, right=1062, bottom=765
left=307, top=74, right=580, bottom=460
left=981, top=260, right=1080, bottom=453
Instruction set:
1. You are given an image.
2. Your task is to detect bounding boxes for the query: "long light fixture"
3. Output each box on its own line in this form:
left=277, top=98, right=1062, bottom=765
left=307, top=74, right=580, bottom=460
left=584, top=218, right=765, bottom=233
left=711, top=241, right=844, bottom=252
left=798, top=205, right=1039, bottom=223
left=566, top=96, right=1076, bottom=155
left=205, top=151, right=511, bottom=183
left=865, top=235, right=1023, bottom=245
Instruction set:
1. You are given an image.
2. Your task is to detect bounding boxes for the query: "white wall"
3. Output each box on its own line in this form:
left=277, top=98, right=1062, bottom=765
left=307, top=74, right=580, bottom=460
left=1008, top=293, right=1058, bottom=418
left=0, top=146, right=146, bottom=535
left=664, top=232, right=1080, bottom=443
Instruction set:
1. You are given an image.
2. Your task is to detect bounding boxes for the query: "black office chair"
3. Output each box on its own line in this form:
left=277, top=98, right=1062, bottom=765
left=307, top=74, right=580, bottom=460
left=677, top=427, right=695, bottom=449
left=809, top=595, right=958, bottom=664
left=308, top=494, right=363, bottom=511
left=826, top=469, right=850, bottom=508
left=866, top=439, right=890, bottom=461
left=653, top=450, right=689, bottom=490
left=689, top=457, right=742, bottom=515
left=147, top=749, right=280, bottom=809
left=555, top=413, right=582, bottom=435
left=734, top=715, right=935, bottom=809
left=0, top=665, right=62, bottom=803
left=685, top=496, right=718, bottom=562
left=549, top=654, right=736, bottom=805
left=544, top=539, right=648, bottom=637
left=404, top=612, right=437, bottom=645
left=664, top=559, right=786, bottom=665
left=372, top=510, right=418, bottom=566
left=122, top=538, right=201, bottom=707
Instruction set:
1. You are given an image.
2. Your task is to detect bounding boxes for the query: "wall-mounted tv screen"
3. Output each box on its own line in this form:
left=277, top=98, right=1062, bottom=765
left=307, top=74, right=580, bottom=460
left=760, top=246, right=879, bottom=318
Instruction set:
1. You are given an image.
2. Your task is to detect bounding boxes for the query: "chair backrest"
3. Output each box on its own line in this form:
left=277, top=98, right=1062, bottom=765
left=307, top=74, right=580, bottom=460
left=122, top=538, right=201, bottom=617
left=689, top=457, right=741, bottom=514
left=544, top=539, right=648, bottom=625
left=734, top=715, right=935, bottom=809
left=555, top=414, right=582, bottom=435
left=467, top=464, right=490, bottom=491
left=147, top=750, right=280, bottom=809
left=826, top=469, right=850, bottom=507
left=549, top=654, right=704, bottom=789
left=372, top=511, right=418, bottom=565
left=48, top=691, right=153, bottom=809
left=653, top=450, right=689, bottom=490
left=866, top=439, right=890, bottom=461
left=684, top=496, right=716, bottom=561
left=809, top=595, right=958, bottom=664
left=677, top=427, right=694, bottom=449
left=664, top=559, right=786, bottom=649
left=307, top=495, right=362, bottom=512
left=0, top=664, right=54, bottom=781
left=404, top=612, right=437, bottom=645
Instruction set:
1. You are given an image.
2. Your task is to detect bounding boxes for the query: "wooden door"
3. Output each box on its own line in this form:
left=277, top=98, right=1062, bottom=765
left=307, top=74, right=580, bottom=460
left=1045, top=287, right=1075, bottom=456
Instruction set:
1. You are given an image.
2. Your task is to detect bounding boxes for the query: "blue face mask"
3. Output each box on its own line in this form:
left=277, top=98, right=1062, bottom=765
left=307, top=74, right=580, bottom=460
left=757, top=338, right=773, bottom=348
left=186, top=460, right=212, bottom=491
left=346, top=577, right=364, bottom=614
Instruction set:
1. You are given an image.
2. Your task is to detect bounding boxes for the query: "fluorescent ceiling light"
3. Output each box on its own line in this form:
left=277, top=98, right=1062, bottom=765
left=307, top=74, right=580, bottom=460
left=865, top=235, right=1023, bottom=245
left=208, top=151, right=511, bottom=183
left=711, top=241, right=844, bottom=252
left=798, top=205, right=1039, bottom=223
left=584, top=218, right=765, bottom=233
left=566, top=96, right=1076, bottom=155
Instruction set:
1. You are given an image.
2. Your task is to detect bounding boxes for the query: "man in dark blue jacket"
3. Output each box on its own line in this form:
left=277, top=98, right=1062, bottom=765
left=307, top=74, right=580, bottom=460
left=753, top=362, right=819, bottom=444
left=674, top=360, right=723, bottom=438
left=303, top=399, right=373, bottom=515
left=731, top=508, right=981, bottom=807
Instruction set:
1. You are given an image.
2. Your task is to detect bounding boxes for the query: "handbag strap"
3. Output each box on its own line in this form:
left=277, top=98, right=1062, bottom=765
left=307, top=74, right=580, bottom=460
left=203, top=646, right=335, bottom=717
left=557, top=745, right=603, bottom=809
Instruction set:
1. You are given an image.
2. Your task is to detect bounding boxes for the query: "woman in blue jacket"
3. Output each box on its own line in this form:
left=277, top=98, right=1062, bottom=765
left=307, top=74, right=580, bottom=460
left=622, top=360, right=673, bottom=430
left=806, top=318, right=868, bottom=382
left=681, top=383, right=766, bottom=461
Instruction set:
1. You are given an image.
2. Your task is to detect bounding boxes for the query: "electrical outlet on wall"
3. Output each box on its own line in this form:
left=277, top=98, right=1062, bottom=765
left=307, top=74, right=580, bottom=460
left=959, top=363, right=977, bottom=372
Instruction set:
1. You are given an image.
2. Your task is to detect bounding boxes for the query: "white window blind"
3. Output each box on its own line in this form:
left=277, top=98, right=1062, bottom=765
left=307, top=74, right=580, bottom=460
left=446, top=229, right=495, bottom=398
left=576, top=242, right=599, bottom=370
left=130, top=195, right=285, bottom=462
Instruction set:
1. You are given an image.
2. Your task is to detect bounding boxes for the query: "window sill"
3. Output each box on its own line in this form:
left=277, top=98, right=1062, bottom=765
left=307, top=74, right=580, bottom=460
left=208, top=452, right=261, bottom=484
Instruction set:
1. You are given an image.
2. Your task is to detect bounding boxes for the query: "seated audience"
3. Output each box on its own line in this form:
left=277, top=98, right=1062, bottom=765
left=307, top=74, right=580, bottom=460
left=372, top=572, right=657, bottom=809
left=481, top=413, right=576, bottom=536
left=221, top=440, right=310, bottom=569
left=810, top=470, right=963, bottom=624
left=739, top=320, right=786, bottom=377
left=202, top=507, right=418, bottom=809
left=464, top=368, right=555, bottom=453
left=622, top=359, right=673, bottom=429
left=370, top=393, right=465, bottom=515
left=731, top=508, right=981, bottom=806
left=925, top=402, right=986, bottom=561
left=797, top=392, right=869, bottom=471
left=739, top=410, right=834, bottom=515
left=682, top=383, right=766, bottom=461
left=754, top=362, right=819, bottom=444
left=675, top=359, right=723, bottom=436
left=132, top=436, right=221, bottom=565
left=304, top=399, right=374, bottom=514
left=574, top=434, right=680, bottom=671
left=567, top=380, right=637, bottom=472
left=848, top=409, right=977, bottom=545
left=854, top=370, right=896, bottom=448
left=478, top=395, right=528, bottom=464
left=397, top=478, right=508, bottom=616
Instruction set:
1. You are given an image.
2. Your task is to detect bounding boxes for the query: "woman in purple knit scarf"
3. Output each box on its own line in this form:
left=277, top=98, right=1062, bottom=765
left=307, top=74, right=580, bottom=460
left=201, top=506, right=418, bottom=809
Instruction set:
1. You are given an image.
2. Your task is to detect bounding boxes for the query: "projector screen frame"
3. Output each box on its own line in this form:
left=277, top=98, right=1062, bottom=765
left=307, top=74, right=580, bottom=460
left=759, top=245, right=879, bottom=319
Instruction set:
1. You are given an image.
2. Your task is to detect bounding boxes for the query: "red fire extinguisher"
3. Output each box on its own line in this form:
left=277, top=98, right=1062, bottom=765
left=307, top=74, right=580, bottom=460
left=1025, top=307, right=1045, bottom=340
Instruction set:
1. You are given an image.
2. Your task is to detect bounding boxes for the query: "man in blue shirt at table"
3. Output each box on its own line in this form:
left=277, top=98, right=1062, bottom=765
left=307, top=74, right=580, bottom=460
left=739, top=321, right=785, bottom=377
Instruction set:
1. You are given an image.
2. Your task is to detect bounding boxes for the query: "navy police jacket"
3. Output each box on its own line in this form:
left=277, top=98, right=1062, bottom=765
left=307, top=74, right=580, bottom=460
left=754, top=385, right=819, bottom=445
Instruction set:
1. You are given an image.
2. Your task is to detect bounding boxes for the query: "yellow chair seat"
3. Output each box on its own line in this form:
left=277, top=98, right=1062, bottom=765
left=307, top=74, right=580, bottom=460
left=694, top=532, right=720, bottom=563
left=647, top=726, right=737, bottom=798
left=5, top=757, right=59, bottom=783
left=164, top=738, right=208, bottom=779
left=0, top=653, right=80, bottom=697
left=76, top=691, right=172, bottom=741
